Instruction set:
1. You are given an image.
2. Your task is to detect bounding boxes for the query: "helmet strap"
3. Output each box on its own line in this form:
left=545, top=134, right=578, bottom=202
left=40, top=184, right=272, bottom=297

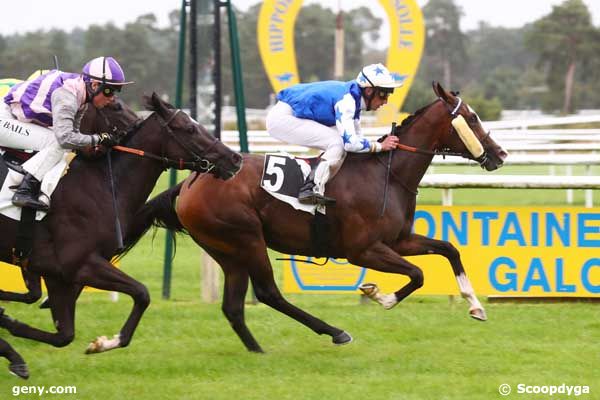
left=361, top=68, right=376, bottom=111
left=363, top=87, right=376, bottom=111
left=85, top=57, right=108, bottom=102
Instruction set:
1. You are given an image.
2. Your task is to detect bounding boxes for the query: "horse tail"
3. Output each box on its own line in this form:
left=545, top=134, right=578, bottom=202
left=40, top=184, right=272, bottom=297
left=115, top=182, right=187, bottom=260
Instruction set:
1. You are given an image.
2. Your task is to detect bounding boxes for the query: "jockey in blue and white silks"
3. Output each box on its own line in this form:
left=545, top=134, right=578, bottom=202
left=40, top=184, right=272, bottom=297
left=266, top=63, right=403, bottom=206
left=0, top=57, right=133, bottom=210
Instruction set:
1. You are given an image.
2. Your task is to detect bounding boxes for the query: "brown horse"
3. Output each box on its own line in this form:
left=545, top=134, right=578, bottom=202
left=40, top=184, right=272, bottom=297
left=0, top=94, right=242, bottom=354
left=133, top=82, right=507, bottom=352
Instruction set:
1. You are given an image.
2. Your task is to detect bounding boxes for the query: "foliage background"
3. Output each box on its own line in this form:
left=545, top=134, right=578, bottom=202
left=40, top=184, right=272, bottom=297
left=2, top=0, right=600, bottom=118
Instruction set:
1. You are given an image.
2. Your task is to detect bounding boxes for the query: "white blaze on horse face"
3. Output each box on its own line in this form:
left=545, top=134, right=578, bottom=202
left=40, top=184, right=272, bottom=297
left=451, top=115, right=484, bottom=158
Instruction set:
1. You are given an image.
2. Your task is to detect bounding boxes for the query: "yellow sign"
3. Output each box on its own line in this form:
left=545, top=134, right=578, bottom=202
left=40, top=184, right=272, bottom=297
left=257, top=0, right=425, bottom=119
left=376, top=0, right=425, bottom=125
left=1, top=259, right=120, bottom=293
left=257, top=0, right=303, bottom=93
left=283, top=206, right=600, bottom=297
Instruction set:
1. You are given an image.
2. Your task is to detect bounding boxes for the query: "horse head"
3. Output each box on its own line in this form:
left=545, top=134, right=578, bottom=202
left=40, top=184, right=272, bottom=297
left=139, top=93, right=242, bottom=180
left=426, top=82, right=507, bottom=171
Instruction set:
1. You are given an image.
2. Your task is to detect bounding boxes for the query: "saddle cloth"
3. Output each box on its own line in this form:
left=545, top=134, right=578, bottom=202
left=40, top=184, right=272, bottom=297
left=260, top=153, right=326, bottom=215
left=0, top=150, right=74, bottom=221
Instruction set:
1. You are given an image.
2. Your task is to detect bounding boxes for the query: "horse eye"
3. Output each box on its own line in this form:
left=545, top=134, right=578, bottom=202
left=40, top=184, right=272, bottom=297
left=187, top=126, right=195, bottom=134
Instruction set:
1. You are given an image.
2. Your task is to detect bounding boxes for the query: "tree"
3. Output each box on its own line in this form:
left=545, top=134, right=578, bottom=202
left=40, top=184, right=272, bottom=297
left=525, top=0, right=596, bottom=113
left=422, top=0, right=467, bottom=88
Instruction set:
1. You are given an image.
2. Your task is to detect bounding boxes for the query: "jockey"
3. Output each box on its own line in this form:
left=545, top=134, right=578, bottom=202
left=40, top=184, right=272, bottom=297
left=0, top=57, right=133, bottom=211
left=266, top=63, right=402, bottom=206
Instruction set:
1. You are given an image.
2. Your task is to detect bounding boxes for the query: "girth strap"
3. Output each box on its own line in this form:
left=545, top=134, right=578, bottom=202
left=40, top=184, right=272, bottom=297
left=12, top=207, right=36, bottom=269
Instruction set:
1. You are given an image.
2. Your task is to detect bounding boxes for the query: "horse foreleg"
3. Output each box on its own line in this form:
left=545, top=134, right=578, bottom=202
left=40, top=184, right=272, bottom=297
left=0, top=269, right=42, bottom=304
left=391, top=234, right=486, bottom=321
left=0, top=278, right=78, bottom=347
left=77, top=255, right=149, bottom=354
left=217, top=261, right=264, bottom=353
left=351, top=242, right=424, bottom=310
left=0, top=336, right=29, bottom=379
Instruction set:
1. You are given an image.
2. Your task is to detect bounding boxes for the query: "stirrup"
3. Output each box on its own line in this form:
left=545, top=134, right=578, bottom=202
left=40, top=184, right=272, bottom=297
left=12, top=194, right=49, bottom=211
left=298, top=191, right=336, bottom=206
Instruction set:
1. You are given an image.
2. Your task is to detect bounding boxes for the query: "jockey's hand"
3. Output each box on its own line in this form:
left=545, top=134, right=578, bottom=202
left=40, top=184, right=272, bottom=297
left=97, top=132, right=119, bottom=148
left=381, top=135, right=399, bottom=151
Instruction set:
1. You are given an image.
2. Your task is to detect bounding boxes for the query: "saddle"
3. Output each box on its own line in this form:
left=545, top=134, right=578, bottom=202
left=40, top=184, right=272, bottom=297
left=260, top=153, right=332, bottom=256
left=260, top=152, right=323, bottom=214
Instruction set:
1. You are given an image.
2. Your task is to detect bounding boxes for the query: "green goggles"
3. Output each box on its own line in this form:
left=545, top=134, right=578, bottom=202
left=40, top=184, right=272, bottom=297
left=101, top=85, right=122, bottom=97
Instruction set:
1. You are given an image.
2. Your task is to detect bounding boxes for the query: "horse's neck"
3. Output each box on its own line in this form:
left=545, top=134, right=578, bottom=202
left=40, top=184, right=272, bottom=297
left=110, top=117, right=166, bottom=217
left=391, top=109, right=443, bottom=191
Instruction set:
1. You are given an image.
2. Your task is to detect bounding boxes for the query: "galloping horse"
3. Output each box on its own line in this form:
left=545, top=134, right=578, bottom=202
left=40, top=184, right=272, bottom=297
left=0, top=94, right=242, bottom=353
left=130, top=82, right=507, bottom=352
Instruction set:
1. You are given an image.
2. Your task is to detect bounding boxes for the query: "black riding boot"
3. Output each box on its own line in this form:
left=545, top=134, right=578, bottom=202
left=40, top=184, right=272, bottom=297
left=12, top=174, right=48, bottom=211
left=298, top=164, right=336, bottom=206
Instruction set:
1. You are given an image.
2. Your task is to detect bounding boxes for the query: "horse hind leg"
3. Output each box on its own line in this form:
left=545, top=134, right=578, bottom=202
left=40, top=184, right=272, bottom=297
left=244, top=246, right=352, bottom=346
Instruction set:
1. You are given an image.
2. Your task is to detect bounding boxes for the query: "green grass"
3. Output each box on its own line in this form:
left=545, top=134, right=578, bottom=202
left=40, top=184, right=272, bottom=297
left=1, top=170, right=599, bottom=399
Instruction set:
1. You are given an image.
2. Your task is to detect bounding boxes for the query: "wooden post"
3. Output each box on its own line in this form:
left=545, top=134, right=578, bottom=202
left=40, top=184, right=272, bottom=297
left=201, top=251, right=220, bottom=302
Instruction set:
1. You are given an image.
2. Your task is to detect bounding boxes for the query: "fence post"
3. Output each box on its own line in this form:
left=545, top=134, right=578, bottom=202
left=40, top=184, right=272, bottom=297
left=162, top=0, right=188, bottom=300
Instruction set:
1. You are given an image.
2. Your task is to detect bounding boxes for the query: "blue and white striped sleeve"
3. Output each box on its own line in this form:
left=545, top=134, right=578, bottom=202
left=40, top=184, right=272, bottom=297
left=335, top=94, right=381, bottom=153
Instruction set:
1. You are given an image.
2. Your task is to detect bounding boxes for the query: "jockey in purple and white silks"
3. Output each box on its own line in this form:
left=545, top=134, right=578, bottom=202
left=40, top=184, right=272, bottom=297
left=266, top=63, right=402, bottom=206
left=0, top=57, right=133, bottom=210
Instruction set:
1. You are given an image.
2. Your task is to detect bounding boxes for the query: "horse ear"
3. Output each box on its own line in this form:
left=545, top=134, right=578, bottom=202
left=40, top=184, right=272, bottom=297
left=432, top=81, right=450, bottom=102
left=143, top=92, right=171, bottom=116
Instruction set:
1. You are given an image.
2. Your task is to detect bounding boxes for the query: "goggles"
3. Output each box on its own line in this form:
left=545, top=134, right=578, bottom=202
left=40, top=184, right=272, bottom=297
left=101, top=85, right=121, bottom=97
left=377, top=88, right=394, bottom=99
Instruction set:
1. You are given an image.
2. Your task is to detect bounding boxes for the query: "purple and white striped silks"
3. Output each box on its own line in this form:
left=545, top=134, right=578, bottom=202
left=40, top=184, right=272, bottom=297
left=3, top=70, right=86, bottom=127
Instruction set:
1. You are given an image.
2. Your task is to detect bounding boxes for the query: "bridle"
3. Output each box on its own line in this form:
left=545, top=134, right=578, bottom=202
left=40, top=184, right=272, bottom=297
left=393, top=98, right=491, bottom=165
left=101, top=108, right=219, bottom=173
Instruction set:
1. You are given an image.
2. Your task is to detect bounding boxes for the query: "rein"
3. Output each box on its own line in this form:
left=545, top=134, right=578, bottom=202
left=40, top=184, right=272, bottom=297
left=112, top=145, right=215, bottom=172
left=102, top=108, right=217, bottom=173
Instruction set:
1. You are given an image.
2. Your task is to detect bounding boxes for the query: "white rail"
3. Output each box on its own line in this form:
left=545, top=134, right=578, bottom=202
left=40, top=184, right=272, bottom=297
left=419, top=174, right=599, bottom=208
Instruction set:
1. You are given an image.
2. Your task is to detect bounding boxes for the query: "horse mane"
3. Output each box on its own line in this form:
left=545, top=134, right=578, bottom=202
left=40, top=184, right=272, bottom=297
left=373, top=100, right=436, bottom=145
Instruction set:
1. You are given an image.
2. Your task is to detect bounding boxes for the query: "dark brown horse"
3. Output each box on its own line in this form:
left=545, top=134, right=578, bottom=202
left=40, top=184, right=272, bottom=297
left=0, top=94, right=242, bottom=354
left=132, top=82, right=507, bottom=352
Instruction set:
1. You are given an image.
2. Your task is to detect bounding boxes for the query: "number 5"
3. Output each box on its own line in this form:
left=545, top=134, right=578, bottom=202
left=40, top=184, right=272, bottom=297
left=263, top=156, right=286, bottom=192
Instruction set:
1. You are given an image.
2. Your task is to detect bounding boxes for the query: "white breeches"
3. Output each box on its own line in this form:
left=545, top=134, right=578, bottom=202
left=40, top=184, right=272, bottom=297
left=266, top=101, right=346, bottom=195
left=0, top=103, right=68, bottom=180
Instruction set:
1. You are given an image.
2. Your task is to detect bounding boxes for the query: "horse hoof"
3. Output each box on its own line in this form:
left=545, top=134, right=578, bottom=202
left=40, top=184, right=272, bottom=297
left=9, top=363, right=29, bottom=380
left=469, top=308, right=487, bottom=321
left=85, top=334, right=122, bottom=354
left=359, top=283, right=378, bottom=297
left=332, top=331, right=353, bottom=346
left=85, top=336, right=107, bottom=354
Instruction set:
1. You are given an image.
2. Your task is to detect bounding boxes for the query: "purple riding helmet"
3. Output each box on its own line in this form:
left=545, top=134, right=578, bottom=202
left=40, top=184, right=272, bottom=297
left=82, top=56, right=133, bottom=85
left=82, top=56, right=133, bottom=98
